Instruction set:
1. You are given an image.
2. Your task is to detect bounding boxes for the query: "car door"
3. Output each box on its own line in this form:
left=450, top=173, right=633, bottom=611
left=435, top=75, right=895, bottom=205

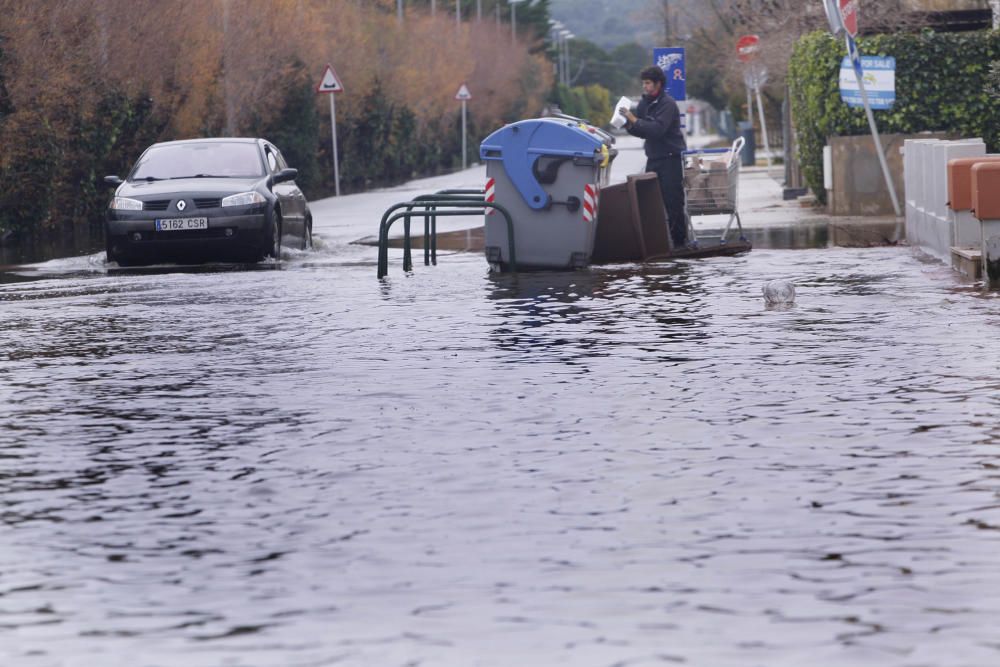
left=275, top=148, right=307, bottom=236
left=264, top=143, right=302, bottom=239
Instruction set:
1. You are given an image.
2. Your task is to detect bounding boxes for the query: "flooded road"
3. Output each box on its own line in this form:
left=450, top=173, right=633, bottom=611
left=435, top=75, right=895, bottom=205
left=2, top=237, right=1000, bottom=667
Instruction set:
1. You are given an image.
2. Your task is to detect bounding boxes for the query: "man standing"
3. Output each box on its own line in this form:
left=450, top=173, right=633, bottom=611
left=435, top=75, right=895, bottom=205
left=619, top=66, right=689, bottom=249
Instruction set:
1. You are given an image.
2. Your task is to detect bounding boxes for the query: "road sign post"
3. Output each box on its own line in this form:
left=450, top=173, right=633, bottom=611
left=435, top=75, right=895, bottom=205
left=316, top=64, right=345, bottom=197
left=736, top=35, right=772, bottom=172
left=736, top=35, right=758, bottom=155
left=752, top=66, right=772, bottom=172
left=455, top=83, right=472, bottom=170
left=834, top=1, right=901, bottom=217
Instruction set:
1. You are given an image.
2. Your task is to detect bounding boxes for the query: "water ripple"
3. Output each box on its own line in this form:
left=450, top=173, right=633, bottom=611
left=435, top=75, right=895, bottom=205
left=1, top=247, right=999, bottom=666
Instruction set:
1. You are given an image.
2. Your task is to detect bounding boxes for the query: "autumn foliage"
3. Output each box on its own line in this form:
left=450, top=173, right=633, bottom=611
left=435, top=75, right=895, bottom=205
left=0, top=0, right=553, bottom=235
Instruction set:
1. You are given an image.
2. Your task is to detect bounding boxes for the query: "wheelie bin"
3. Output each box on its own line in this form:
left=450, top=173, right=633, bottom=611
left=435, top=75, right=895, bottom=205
left=480, top=117, right=616, bottom=270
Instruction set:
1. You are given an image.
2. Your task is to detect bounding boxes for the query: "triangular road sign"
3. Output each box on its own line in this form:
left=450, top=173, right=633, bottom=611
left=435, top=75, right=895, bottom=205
left=316, top=64, right=344, bottom=94
left=455, top=83, right=472, bottom=101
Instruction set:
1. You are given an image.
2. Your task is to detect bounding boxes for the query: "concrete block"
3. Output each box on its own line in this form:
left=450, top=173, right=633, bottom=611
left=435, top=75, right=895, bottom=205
left=984, top=222, right=1000, bottom=287
left=935, top=142, right=985, bottom=246
left=953, top=210, right=981, bottom=248
left=828, top=133, right=906, bottom=216
left=912, top=141, right=938, bottom=249
left=902, top=138, right=982, bottom=259
left=950, top=246, right=981, bottom=280
left=931, top=143, right=950, bottom=219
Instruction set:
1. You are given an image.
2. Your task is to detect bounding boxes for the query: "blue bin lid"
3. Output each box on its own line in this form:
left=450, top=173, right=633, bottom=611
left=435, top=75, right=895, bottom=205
left=480, top=118, right=607, bottom=211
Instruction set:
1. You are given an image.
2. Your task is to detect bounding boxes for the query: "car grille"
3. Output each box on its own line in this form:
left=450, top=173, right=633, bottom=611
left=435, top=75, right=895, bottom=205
left=150, top=228, right=235, bottom=240
left=144, top=199, right=171, bottom=211
left=195, top=198, right=221, bottom=209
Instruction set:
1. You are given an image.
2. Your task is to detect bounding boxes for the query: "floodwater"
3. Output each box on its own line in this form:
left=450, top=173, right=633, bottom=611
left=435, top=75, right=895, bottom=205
left=2, top=233, right=1000, bottom=667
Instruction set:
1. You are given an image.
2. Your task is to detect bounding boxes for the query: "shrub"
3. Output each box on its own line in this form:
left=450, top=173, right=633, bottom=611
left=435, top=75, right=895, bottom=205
left=247, top=61, right=321, bottom=197
left=552, top=82, right=613, bottom=127
left=789, top=30, right=1000, bottom=204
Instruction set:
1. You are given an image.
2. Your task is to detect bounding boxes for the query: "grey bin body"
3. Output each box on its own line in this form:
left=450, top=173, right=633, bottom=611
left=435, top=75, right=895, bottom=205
left=480, top=118, right=616, bottom=270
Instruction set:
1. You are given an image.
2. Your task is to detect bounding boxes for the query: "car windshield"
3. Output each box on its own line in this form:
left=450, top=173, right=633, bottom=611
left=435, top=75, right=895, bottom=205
left=130, top=142, right=265, bottom=180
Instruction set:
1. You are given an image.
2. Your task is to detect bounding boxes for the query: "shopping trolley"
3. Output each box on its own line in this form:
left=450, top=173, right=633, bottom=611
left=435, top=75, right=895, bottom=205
left=682, top=136, right=746, bottom=245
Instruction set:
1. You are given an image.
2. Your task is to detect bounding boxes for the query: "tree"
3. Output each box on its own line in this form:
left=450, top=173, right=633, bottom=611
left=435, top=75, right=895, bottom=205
left=0, top=0, right=555, bottom=236
left=0, top=35, right=11, bottom=118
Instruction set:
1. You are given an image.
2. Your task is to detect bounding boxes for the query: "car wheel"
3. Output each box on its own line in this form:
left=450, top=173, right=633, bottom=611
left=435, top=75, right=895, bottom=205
left=105, top=235, right=122, bottom=266
left=301, top=216, right=313, bottom=250
left=259, top=211, right=282, bottom=262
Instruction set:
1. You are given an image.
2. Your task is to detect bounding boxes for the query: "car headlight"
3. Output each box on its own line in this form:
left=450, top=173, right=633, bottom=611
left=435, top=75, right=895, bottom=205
left=221, top=191, right=266, bottom=208
left=110, top=197, right=143, bottom=211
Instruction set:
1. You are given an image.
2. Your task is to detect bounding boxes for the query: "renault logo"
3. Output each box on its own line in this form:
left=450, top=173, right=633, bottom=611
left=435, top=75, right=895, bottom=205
left=176, top=200, right=187, bottom=211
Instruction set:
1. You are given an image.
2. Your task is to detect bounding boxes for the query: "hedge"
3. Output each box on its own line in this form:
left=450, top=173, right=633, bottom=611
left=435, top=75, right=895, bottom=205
left=788, top=30, right=1000, bottom=204
left=551, top=83, right=613, bottom=127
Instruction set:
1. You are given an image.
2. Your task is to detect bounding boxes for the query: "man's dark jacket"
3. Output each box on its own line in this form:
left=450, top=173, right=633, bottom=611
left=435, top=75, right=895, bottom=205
left=625, top=90, right=687, bottom=159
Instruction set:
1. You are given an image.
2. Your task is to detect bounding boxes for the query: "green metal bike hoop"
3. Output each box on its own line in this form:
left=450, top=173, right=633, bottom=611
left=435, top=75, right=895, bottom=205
left=426, top=193, right=483, bottom=265
left=398, top=195, right=485, bottom=266
left=433, top=189, right=485, bottom=196
left=379, top=201, right=514, bottom=277
left=377, top=199, right=515, bottom=279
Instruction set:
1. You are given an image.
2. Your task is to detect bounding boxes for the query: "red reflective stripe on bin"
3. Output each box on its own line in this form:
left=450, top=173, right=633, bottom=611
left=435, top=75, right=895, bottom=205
left=583, top=184, right=597, bottom=222
left=485, top=178, right=496, bottom=215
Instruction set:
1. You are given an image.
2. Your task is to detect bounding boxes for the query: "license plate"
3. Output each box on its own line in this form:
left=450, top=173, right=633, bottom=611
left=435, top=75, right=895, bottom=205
left=155, top=217, right=208, bottom=231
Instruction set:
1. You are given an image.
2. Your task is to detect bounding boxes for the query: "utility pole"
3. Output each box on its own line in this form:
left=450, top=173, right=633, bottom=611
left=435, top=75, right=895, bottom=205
left=510, top=0, right=525, bottom=43
left=663, top=0, right=671, bottom=44
left=397, top=0, right=403, bottom=24
left=564, top=34, right=573, bottom=86
left=222, top=0, right=235, bottom=135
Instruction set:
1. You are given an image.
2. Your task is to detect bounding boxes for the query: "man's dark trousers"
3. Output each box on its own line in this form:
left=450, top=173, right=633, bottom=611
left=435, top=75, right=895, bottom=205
left=647, top=156, right=687, bottom=249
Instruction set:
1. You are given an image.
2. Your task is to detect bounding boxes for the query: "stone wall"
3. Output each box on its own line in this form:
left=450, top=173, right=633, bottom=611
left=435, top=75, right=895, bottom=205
left=826, top=133, right=950, bottom=217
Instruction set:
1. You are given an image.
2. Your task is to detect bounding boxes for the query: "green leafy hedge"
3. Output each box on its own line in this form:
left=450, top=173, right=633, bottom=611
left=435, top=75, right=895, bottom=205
left=551, top=83, right=612, bottom=127
left=789, top=30, right=1000, bottom=204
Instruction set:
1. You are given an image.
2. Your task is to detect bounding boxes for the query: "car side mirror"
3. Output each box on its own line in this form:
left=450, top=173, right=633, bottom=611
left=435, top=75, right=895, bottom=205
left=272, top=168, right=298, bottom=185
left=104, top=175, right=124, bottom=187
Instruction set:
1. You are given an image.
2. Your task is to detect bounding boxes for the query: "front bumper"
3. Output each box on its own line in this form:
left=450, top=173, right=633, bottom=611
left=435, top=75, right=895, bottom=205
left=105, top=209, right=269, bottom=263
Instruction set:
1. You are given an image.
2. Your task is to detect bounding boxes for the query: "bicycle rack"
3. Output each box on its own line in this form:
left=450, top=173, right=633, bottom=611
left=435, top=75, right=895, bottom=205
left=377, top=189, right=517, bottom=279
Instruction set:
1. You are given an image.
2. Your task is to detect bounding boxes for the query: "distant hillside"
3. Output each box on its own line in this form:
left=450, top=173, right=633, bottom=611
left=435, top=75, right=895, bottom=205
left=549, top=0, right=659, bottom=49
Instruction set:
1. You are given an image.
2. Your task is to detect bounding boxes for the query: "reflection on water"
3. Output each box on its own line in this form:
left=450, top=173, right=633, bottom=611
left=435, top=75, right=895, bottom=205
left=385, top=219, right=896, bottom=257
left=0, top=223, right=104, bottom=267
left=1, top=245, right=1000, bottom=667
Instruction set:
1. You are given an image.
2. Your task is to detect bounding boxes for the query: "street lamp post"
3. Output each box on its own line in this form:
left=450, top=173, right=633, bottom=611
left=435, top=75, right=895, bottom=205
left=397, top=0, right=403, bottom=24
left=549, top=21, right=564, bottom=85
left=558, top=31, right=567, bottom=86
left=561, top=30, right=573, bottom=86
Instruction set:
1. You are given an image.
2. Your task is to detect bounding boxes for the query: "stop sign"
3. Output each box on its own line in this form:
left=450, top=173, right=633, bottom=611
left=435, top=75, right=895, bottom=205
left=736, top=35, right=760, bottom=63
left=839, top=0, right=858, bottom=38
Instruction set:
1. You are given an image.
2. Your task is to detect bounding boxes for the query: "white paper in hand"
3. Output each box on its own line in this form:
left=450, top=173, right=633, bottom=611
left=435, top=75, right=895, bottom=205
left=609, top=96, right=633, bottom=129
